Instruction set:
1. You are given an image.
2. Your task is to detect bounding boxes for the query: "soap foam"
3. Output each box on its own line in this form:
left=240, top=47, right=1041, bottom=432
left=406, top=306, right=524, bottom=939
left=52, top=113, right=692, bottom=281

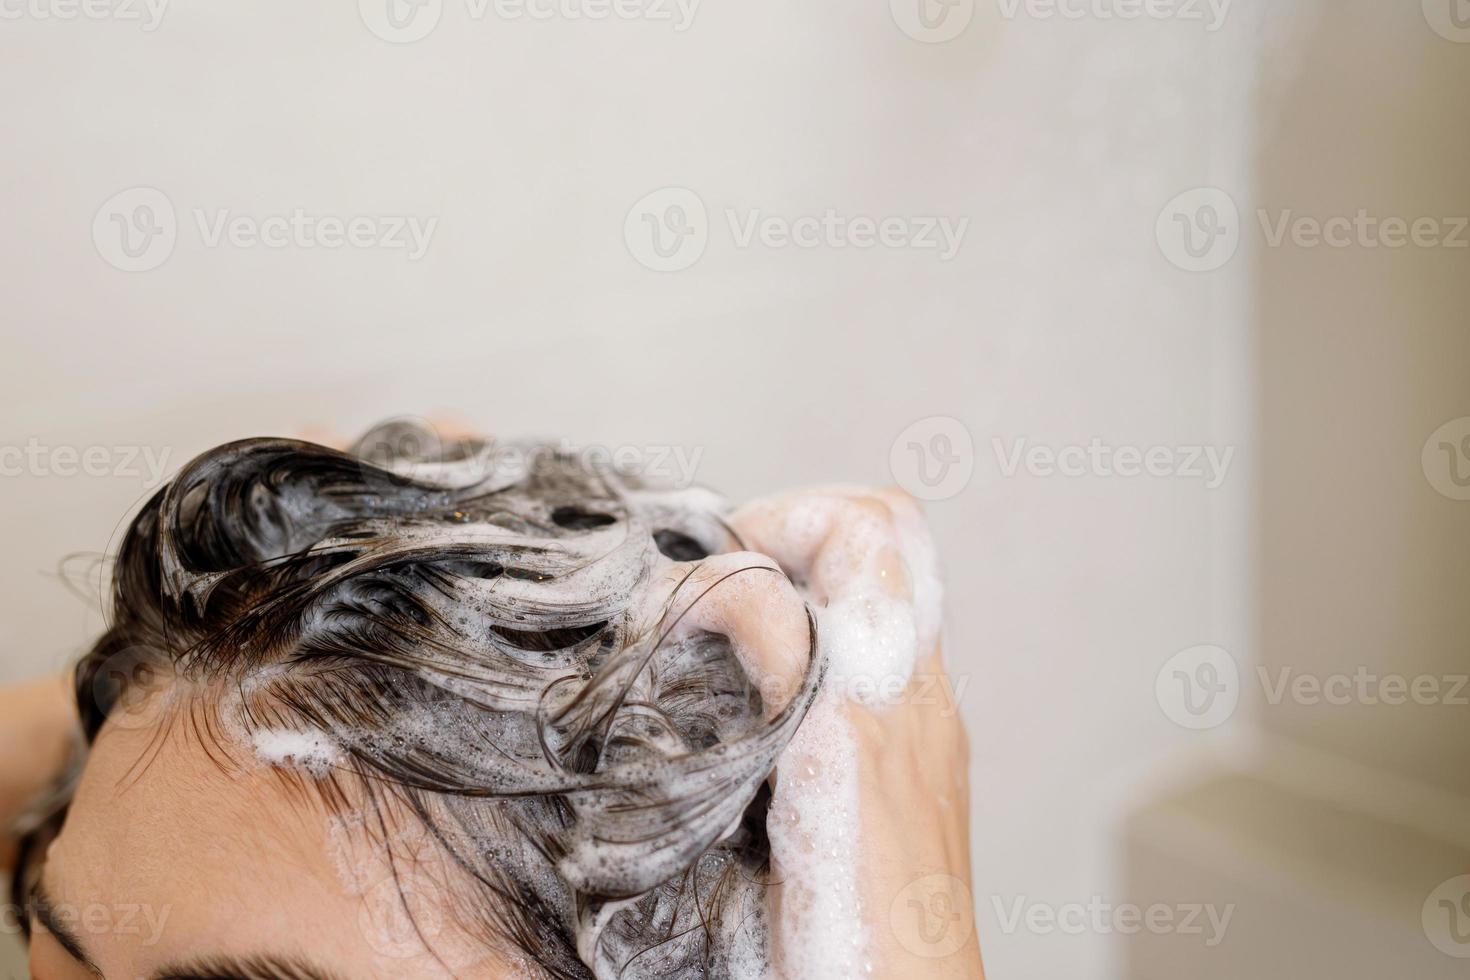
left=758, top=489, right=943, bottom=979
left=251, top=727, right=341, bottom=777
left=819, top=593, right=919, bottom=706
left=765, top=692, right=868, bottom=980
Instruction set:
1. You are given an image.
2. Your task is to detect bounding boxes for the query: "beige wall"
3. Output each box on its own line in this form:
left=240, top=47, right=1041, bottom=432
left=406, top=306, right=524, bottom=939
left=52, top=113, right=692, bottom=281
left=1122, top=4, right=1470, bottom=978
left=1254, top=0, right=1470, bottom=797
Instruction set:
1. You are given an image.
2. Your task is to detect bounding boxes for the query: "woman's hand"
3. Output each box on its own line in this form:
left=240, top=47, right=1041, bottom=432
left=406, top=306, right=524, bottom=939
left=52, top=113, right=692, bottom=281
left=0, top=672, right=77, bottom=872
left=834, top=644, right=980, bottom=978
left=730, top=488, right=984, bottom=979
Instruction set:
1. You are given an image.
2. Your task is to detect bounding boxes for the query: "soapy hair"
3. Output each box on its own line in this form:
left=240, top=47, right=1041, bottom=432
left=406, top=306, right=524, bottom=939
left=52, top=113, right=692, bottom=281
left=17, top=421, right=821, bottom=979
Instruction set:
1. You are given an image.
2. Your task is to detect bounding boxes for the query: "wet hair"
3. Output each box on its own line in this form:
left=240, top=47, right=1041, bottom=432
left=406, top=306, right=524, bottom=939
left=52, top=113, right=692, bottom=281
left=12, top=422, right=821, bottom=978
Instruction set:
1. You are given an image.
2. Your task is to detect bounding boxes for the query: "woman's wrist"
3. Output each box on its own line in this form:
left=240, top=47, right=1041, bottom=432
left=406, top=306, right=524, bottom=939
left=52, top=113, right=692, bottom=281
left=0, top=672, right=77, bottom=863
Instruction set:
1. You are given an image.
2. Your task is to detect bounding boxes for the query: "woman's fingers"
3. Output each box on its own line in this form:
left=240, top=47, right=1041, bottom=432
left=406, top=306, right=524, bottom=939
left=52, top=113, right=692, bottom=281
left=725, top=486, right=982, bottom=978
left=296, top=416, right=484, bottom=453
left=647, top=551, right=813, bottom=718
left=731, top=486, right=945, bottom=680
left=730, top=487, right=917, bottom=604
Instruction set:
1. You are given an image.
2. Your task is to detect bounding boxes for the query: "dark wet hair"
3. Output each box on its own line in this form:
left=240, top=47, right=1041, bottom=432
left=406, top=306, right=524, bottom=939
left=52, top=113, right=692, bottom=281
left=12, top=421, right=820, bottom=978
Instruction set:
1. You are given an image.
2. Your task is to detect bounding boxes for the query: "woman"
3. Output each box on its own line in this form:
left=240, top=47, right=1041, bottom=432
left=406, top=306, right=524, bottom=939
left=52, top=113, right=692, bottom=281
left=1, top=423, right=981, bottom=979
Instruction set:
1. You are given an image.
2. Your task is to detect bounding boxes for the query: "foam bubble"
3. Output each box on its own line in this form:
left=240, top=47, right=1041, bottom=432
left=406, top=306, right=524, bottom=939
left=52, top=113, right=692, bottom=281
left=761, top=489, right=944, bottom=976
left=766, top=692, right=869, bottom=979
left=819, top=593, right=919, bottom=705
left=251, top=727, right=341, bottom=777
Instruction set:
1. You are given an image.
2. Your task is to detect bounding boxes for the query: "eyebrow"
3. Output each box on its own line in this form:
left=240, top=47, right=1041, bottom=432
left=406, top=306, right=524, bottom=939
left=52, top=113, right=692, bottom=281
left=29, top=881, right=104, bottom=976
left=30, top=879, right=342, bottom=980
left=153, top=954, right=346, bottom=980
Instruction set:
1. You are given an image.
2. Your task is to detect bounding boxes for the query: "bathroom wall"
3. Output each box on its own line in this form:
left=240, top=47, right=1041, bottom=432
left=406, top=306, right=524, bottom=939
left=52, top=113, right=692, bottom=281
left=1253, top=0, right=1470, bottom=800
left=1122, top=3, right=1470, bottom=978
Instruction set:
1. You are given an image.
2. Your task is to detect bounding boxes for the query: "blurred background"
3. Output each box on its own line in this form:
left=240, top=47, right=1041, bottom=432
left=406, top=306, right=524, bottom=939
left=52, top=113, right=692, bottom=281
left=1, top=0, right=1467, bottom=976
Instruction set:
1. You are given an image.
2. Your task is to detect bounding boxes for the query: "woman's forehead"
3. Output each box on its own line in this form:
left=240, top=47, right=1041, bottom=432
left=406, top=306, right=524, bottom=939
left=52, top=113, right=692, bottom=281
left=55, top=711, right=336, bottom=901
left=42, top=713, right=490, bottom=979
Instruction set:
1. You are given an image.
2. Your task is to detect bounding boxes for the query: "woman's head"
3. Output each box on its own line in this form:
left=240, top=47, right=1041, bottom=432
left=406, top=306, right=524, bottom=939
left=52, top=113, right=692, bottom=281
left=16, top=423, right=819, bottom=979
